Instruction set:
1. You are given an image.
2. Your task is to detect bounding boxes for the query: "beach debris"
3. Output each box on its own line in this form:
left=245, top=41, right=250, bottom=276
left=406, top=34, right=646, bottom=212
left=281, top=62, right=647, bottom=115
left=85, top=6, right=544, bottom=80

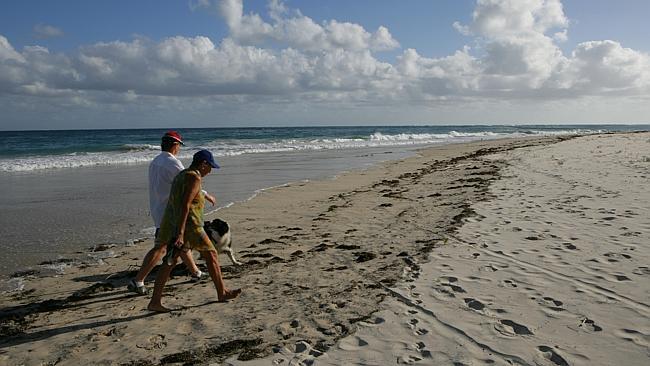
left=354, top=252, right=376, bottom=263
left=336, top=244, right=361, bottom=250
left=92, top=243, right=116, bottom=252
left=579, top=317, right=603, bottom=332
left=69, top=282, right=115, bottom=301
left=259, top=238, right=285, bottom=245
left=0, top=314, right=29, bottom=337
left=0, top=278, right=25, bottom=294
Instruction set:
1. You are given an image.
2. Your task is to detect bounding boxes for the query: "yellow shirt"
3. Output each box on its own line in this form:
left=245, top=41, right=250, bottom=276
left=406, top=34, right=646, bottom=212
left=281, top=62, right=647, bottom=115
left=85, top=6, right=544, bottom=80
left=158, top=169, right=214, bottom=251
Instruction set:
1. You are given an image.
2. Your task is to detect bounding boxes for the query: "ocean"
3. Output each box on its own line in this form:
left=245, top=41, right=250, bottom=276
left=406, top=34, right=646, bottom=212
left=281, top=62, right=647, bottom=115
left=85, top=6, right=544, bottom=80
left=1, top=125, right=636, bottom=172
left=0, top=124, right=646, bottom=286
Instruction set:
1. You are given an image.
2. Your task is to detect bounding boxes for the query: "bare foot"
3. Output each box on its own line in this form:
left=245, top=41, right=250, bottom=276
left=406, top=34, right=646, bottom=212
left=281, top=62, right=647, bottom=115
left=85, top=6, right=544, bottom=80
left=147, top=303, right=173, bottom=313
left=218, top=288, right=242, bottom=302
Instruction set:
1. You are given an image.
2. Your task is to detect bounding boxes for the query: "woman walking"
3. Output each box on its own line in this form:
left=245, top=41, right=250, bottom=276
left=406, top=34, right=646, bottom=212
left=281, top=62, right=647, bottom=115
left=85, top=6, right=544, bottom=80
left=148, top=149, right=241, bottom=312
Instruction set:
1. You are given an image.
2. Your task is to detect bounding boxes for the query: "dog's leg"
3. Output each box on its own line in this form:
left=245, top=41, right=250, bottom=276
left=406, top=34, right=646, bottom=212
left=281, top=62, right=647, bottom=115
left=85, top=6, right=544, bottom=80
left=223, top=248, right=242, bottom=266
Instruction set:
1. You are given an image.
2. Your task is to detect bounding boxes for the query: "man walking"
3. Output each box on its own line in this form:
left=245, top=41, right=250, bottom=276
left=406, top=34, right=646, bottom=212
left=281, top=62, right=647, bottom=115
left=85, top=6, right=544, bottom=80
left=128, top=131, right=215, bottom=295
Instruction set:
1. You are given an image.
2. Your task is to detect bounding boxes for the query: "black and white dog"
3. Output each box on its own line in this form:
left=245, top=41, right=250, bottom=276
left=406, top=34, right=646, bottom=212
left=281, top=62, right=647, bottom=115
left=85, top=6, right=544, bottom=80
left=204, top=218, right=242, bottom=265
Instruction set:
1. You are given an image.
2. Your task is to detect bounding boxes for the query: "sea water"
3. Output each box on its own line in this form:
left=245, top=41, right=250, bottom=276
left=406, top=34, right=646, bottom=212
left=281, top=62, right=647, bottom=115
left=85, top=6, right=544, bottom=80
left=0, top=125, right=645, bottom=282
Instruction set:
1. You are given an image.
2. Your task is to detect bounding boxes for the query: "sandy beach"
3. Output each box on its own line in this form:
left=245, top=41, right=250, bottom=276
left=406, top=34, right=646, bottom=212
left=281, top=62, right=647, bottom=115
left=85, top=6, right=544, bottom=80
left=1, top=132, right=648, bottom=365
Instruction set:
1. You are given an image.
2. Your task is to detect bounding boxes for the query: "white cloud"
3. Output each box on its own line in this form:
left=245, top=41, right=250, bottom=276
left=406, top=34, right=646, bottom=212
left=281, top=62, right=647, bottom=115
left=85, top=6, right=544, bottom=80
left=553, top=29, right=568, bottom=42
left=33, top=24, right=64, bottom=39
left=188, top=0, right=211, bottom=11
left=0, top=35, right=25, bottom=62
left=1, top=0, right=650, bottom=128
left=561, top=40, right=650, bottom=92
left=216, top=0, right=399, bottom=52
left=465, top=0, right=568, bottom=38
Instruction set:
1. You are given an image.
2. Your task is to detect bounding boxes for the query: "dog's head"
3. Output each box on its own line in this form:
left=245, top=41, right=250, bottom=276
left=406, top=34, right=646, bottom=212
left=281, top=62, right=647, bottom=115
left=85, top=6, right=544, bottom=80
left=204, top=218, right=230, bottom=238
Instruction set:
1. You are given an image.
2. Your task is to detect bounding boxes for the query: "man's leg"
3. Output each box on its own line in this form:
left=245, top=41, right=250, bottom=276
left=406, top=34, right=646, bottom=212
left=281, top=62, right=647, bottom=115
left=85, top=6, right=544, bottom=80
left=134, top=245, right=166, bottom=283
left=200, top=250, right=241, bottom=302
left=179, top=250, right=202, bottom=277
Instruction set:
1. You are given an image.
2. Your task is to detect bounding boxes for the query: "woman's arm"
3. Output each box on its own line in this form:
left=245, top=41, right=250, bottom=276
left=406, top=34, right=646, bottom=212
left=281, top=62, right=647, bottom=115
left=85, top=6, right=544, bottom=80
left=173, top=173, right=201, bottom=247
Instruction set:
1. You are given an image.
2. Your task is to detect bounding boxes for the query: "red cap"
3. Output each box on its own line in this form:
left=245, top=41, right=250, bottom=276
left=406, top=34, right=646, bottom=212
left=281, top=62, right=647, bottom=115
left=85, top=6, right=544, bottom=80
left=163, top=130, right=184, bottom=145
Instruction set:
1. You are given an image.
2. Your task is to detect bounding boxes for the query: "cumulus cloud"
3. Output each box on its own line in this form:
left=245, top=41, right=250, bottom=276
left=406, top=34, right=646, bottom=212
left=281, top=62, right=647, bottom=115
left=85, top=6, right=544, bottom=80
left=466, top=0, right=568, bottom=38
left=559, top=40, right=650, bottom=92
left=452, top=0, right=570, bottom=89
left=449, top=0, right=650, bottom=96
left=0, top=0, right=649, bottom=123
left=0, top=35, right=25, bottom=62
left=33, top=24, right=64, bottom=39
left=215, top=0, right=399, bottom=52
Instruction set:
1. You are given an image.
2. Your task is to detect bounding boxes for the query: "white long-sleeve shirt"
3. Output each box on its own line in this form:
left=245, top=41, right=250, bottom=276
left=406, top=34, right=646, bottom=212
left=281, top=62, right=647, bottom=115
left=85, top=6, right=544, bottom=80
left=148, top=151, right=184, bottom=228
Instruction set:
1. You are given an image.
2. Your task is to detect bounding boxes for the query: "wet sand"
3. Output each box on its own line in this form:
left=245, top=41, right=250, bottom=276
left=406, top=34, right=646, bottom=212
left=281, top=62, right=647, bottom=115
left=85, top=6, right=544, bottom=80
left=1, top=133, right=648, bottom=366
left=0, top=146, right=414, bottom=277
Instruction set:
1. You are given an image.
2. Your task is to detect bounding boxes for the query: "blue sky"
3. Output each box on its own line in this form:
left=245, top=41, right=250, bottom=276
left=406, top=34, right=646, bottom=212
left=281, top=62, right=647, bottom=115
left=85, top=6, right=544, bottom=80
left=1, top=0, right=649, bottom=130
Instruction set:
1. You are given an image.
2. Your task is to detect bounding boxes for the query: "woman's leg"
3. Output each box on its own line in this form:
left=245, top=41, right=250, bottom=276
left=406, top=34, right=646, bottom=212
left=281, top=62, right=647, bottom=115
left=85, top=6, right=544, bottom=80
left=200, top=250, right=241, bottom=301
left=147, top=251, right=181, bottom=312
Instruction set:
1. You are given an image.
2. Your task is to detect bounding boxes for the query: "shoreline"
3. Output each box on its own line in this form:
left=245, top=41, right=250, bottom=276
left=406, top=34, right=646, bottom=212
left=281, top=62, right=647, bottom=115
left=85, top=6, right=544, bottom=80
left=2, top=133, right=647, bottom=365
left=0, top=145, right=418, bottom=278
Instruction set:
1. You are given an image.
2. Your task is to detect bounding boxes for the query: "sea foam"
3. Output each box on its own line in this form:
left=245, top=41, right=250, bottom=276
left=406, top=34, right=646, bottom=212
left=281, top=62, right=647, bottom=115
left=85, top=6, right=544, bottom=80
left=0, top=130, right=587, bottom=173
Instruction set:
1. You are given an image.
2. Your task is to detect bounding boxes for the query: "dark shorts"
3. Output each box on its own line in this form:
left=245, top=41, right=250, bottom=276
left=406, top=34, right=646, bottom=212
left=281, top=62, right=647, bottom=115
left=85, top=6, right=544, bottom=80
left=153, top=228, right=165, bottom=249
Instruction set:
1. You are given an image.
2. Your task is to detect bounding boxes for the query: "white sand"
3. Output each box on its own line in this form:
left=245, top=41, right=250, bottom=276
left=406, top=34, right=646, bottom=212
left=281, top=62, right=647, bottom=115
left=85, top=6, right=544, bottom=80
left=235, top=132, right=650, bottom=366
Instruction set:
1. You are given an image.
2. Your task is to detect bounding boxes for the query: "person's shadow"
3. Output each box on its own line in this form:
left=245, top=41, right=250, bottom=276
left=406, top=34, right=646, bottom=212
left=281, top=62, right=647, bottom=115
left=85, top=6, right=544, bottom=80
left=0, top=270, right=160, bottom=349
left=0, top=311, right=157, bottom=349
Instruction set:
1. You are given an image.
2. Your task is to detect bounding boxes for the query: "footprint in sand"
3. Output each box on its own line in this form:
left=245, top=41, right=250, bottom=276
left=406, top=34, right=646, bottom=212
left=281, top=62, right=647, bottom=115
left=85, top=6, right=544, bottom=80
left=562, top=242, right=578, bottom=250
left=613, top=274, right=631, bottom=281
left=579, top=317, right=603, bottom=332
left=616, top=328, right=650, bottom=348
left=480, top=264, right=499, bottom=272
left=338, top=336, right=369, bottom=351
left=463, top=298, right=486, bottom=311
left=632, top=266, right=650, bottom=276
left=494, top=319, right=533, bottom=336
left=359, top=316, right=386, bottom=327
left=396, top=355, right=423, bottom=364
left=441, top=282, right=466, bottom=294
left=537, top=345, right=569, bottom=366
left=414, top=341, right=432, bottom=358
left=604, top=252, right=632, bottom=261
left=294, top=340, right=324, bottom=359
left=502, top=279, right=518, bottom=288
left=531, top=296, right=565, bottom=312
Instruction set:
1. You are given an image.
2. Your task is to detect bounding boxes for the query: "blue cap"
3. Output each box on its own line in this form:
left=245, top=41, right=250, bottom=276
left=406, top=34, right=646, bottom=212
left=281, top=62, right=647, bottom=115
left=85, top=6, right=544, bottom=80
left=193, top=149, right=220, bottom=169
